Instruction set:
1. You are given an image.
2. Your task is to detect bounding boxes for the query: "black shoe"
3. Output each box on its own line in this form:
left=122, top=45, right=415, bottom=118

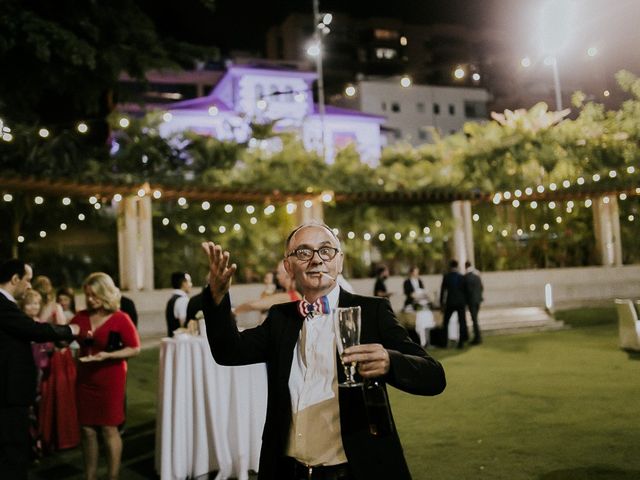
left=456, top=342, right=465, bottom=349
left=470, top=338, right=482, bottom=345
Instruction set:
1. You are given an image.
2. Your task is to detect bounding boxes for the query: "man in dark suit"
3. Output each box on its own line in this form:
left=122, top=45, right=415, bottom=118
left=440, top=259, right=468, bottom=349
left=0, top=259, right=79, bottom=479
left=202, top=222, right=446, bottom=480
left=464, top=261, right=484, bottom=345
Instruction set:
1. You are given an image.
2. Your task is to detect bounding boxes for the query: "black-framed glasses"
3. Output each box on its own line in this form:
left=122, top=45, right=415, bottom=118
left=287, top=246, right=340, bottom=262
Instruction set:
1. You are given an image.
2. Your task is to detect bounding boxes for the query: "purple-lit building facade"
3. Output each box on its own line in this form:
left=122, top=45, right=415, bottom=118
left=158, top=65, right=385, bottom=165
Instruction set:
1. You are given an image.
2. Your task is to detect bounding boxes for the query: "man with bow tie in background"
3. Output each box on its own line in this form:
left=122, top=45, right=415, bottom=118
left=201, top=222, right=446, bottom=480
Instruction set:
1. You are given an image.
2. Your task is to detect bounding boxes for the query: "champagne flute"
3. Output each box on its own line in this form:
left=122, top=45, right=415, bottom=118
left=84, top=330, right=94, bottom=357
left=333, top=306, right=362, bottom=387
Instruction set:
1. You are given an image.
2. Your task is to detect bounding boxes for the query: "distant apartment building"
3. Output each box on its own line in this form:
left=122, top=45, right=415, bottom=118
left=336, top=78, right=490, bottom=146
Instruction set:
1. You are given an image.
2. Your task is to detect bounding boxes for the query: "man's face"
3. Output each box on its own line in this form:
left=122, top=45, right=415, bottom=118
left=14, top=265, right=33, bottom=300
left=284, top=226, right=343, bottom=298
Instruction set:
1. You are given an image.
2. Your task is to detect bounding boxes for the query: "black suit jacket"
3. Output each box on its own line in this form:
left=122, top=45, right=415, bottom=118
left=203, top=287, right=446, bottom=480
left=0, top=293, right=75, bottom=407
left=440, top=271, right=466, bottom=308
left=464, top=271, right=484, bottom=305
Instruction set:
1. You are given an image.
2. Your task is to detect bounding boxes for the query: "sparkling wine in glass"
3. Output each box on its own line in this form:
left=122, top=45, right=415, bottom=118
left=333, top=306, right=362, bottom=387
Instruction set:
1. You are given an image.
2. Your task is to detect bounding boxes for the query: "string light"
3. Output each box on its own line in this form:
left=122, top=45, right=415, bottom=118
left=18, top=235, right=24, bottom=243
left=119, top=117, right=130, bottom=128
left=181, top=223, right=188, bottom=230
left=78, top=214, right=85, bottom=221
left=347, top=231, right=355, bottom=239
left=378, top=233, right=386, bottom=241
left=233, top=223, right=241, bottom=231
left=153, top=190, right=162, bottom=199
left=162, top=218, right=170, bottom=226
left=548, top=201, right=556, bottom=209
left=514, top=190, right=522, bottom=197
left=619, top=193, right=627, bottom=200
left=592, top=174, right=600, bottom=182
left=60, top=223, right=67, bottom=230
left=286, top=202, right=296, bottom=214
left=3, top=194, right=13, bottom=202
left=34, top=196, right=44, bottom=204
left=487, top=225, right=494, bottom=232
left=531, top=201, right=538, bottom=209
left=62, top=197, right=71, bottom=205
left=219, top=226, right=226, bottom=233
left=394, top=232, right=402, bottom=240
left=435, top=220, right=442, bottom=227
left=627, top=166, right=635, bottom=174
left=89, top=196, right=98, bottom=204
left=264, top=205, right=275, bottom=215
left=332, top=228, right=339, bottom=236
left=178, top=197, right=187, bottom=206
left=246, top=205, right=255, bottom=214
left=472, top=214, right=480, bottom=221
left=198, top=225, right=206, bottom=233
left=512, top=200, right=520, bottom=208
left=536, top=185, right=545, bottom=193
left=562, top=180, right=570, bottom=188
left=577, top=177, right=585, bottom=185
left=39, top=231, right=46, bottom=238
left=38, top=128, right=49, bottom=138
left=304, top=200, right=313, bottom=208
left=423, top=226, right=430, bottom=234
left=363, top=233, right=371, bottom=241
left=525, top=187, right=533, bottom=195
left=113, top=194, right=122, bottom=202
left=609, top=170, right=617, bottom=178
left=77, top=123, right=88, bottom=133
left=224, top=204, right=233, bottom=213
left=250, top=217, right=257, bottom=224
left=201, top=201, right=210, bottom=210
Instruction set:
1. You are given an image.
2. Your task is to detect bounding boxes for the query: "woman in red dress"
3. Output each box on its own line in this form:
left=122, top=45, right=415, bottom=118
left=71, top=272, right=140, bottom=480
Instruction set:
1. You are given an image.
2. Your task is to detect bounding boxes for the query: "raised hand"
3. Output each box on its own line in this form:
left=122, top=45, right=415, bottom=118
left=201, top=242, right=237, bottom=305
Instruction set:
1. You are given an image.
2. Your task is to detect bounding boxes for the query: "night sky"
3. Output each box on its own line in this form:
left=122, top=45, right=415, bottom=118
left=145, top=0, right=502, bottom=53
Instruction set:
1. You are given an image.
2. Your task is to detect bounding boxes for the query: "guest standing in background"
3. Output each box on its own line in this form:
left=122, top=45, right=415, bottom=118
left=165, top=272, right=192, bottom=337
left=464, top=261, right=484, bottom=345
left=56, top=287, right=76, bottom=322
left=71, top=272, right=140, bottom=480
left=31, top=277, right=81, bottom=453
left=33, top=276, right=65, bottom=326
left=403, top=266, right=425, bottom=311
left=440, top=260, right=468, bottom=349
left=373, top=265, right=392, bottom=298
left=0, top=259, right=78, bottom=479
left=119, top=295, right=138, bottom=329
left=234, top=261, right=302, bottom=315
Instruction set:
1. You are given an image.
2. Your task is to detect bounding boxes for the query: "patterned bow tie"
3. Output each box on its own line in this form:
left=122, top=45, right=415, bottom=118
left=298, top=296, right=330, bottom=318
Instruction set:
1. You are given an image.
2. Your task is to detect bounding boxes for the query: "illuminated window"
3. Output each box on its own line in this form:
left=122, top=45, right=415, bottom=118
left=391, top=102, right=401, bottom=113
left=374, top=29, right=399, bottom=40
left=433, top=103, right=440, bottom=115
left=448, top=104, right=455, bottom=115
left=375, top=48, right=397, bottom=59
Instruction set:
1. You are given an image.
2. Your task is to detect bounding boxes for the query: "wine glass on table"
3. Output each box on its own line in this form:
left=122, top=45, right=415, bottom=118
left=333, top=306, right=362, bottom=387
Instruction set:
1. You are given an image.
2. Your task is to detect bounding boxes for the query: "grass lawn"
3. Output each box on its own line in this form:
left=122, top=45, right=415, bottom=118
left=32, top=307, right=640, bottom=479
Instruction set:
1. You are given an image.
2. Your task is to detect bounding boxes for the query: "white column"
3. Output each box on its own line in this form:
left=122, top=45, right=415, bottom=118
left=592, top=195, right=622, bottom=266
left=451, top=200, right=474, bottom=265
left=117, top=194, right=155, bottom=291
left=138, top=195, right=155, bottom=290
left=296, top=197, right=324, bottom=224
left=117, top=196, right=138, bottom=291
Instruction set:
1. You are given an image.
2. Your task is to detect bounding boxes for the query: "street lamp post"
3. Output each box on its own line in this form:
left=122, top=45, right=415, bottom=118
left=550, top=56, right=563, bottom=111
left=311, top=0, right=329, bottom=162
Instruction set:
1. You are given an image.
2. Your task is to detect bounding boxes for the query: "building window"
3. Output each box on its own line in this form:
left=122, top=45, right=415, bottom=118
left=375, top=48, right=398, bottom=59
left=433, top=103, right=440, bottom=115
left=374, top=29, right=399, bottom=40
left=381, top=101, right=387, bottom=111
left=464, top=101, right=488, bottom=118
left=391, top=102, right=401, bottom=113
left=449, top=104, right=455, bottom=115
left=418, top=129, right=428, bottom=140
left=255, top=84, right=264, bottom=101
left=394, top=129, right=402, bottom=139
left=416, top=102, right=425, bottom=113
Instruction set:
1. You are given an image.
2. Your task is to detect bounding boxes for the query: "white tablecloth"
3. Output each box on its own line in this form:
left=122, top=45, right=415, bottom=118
left=155, top=334, right=268, bottom=480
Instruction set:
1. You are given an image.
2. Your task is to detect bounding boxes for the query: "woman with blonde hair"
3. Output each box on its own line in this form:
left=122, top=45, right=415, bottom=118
left=32, top=276, right=65, bottom=325
left=71, top=272, right=140, bottom=480
left=29, top=277, right=81, bottom=453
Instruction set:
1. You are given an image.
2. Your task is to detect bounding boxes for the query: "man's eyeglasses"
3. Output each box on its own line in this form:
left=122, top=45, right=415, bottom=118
left=287, top=247, right=340, bottom=262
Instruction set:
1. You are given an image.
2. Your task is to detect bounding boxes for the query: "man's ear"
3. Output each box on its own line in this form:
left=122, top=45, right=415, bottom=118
left=283, top=258, right=293, bottom=276
left=337, top=252, right=344, bottom=274
left=11, top=273, right=20, bottom=285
